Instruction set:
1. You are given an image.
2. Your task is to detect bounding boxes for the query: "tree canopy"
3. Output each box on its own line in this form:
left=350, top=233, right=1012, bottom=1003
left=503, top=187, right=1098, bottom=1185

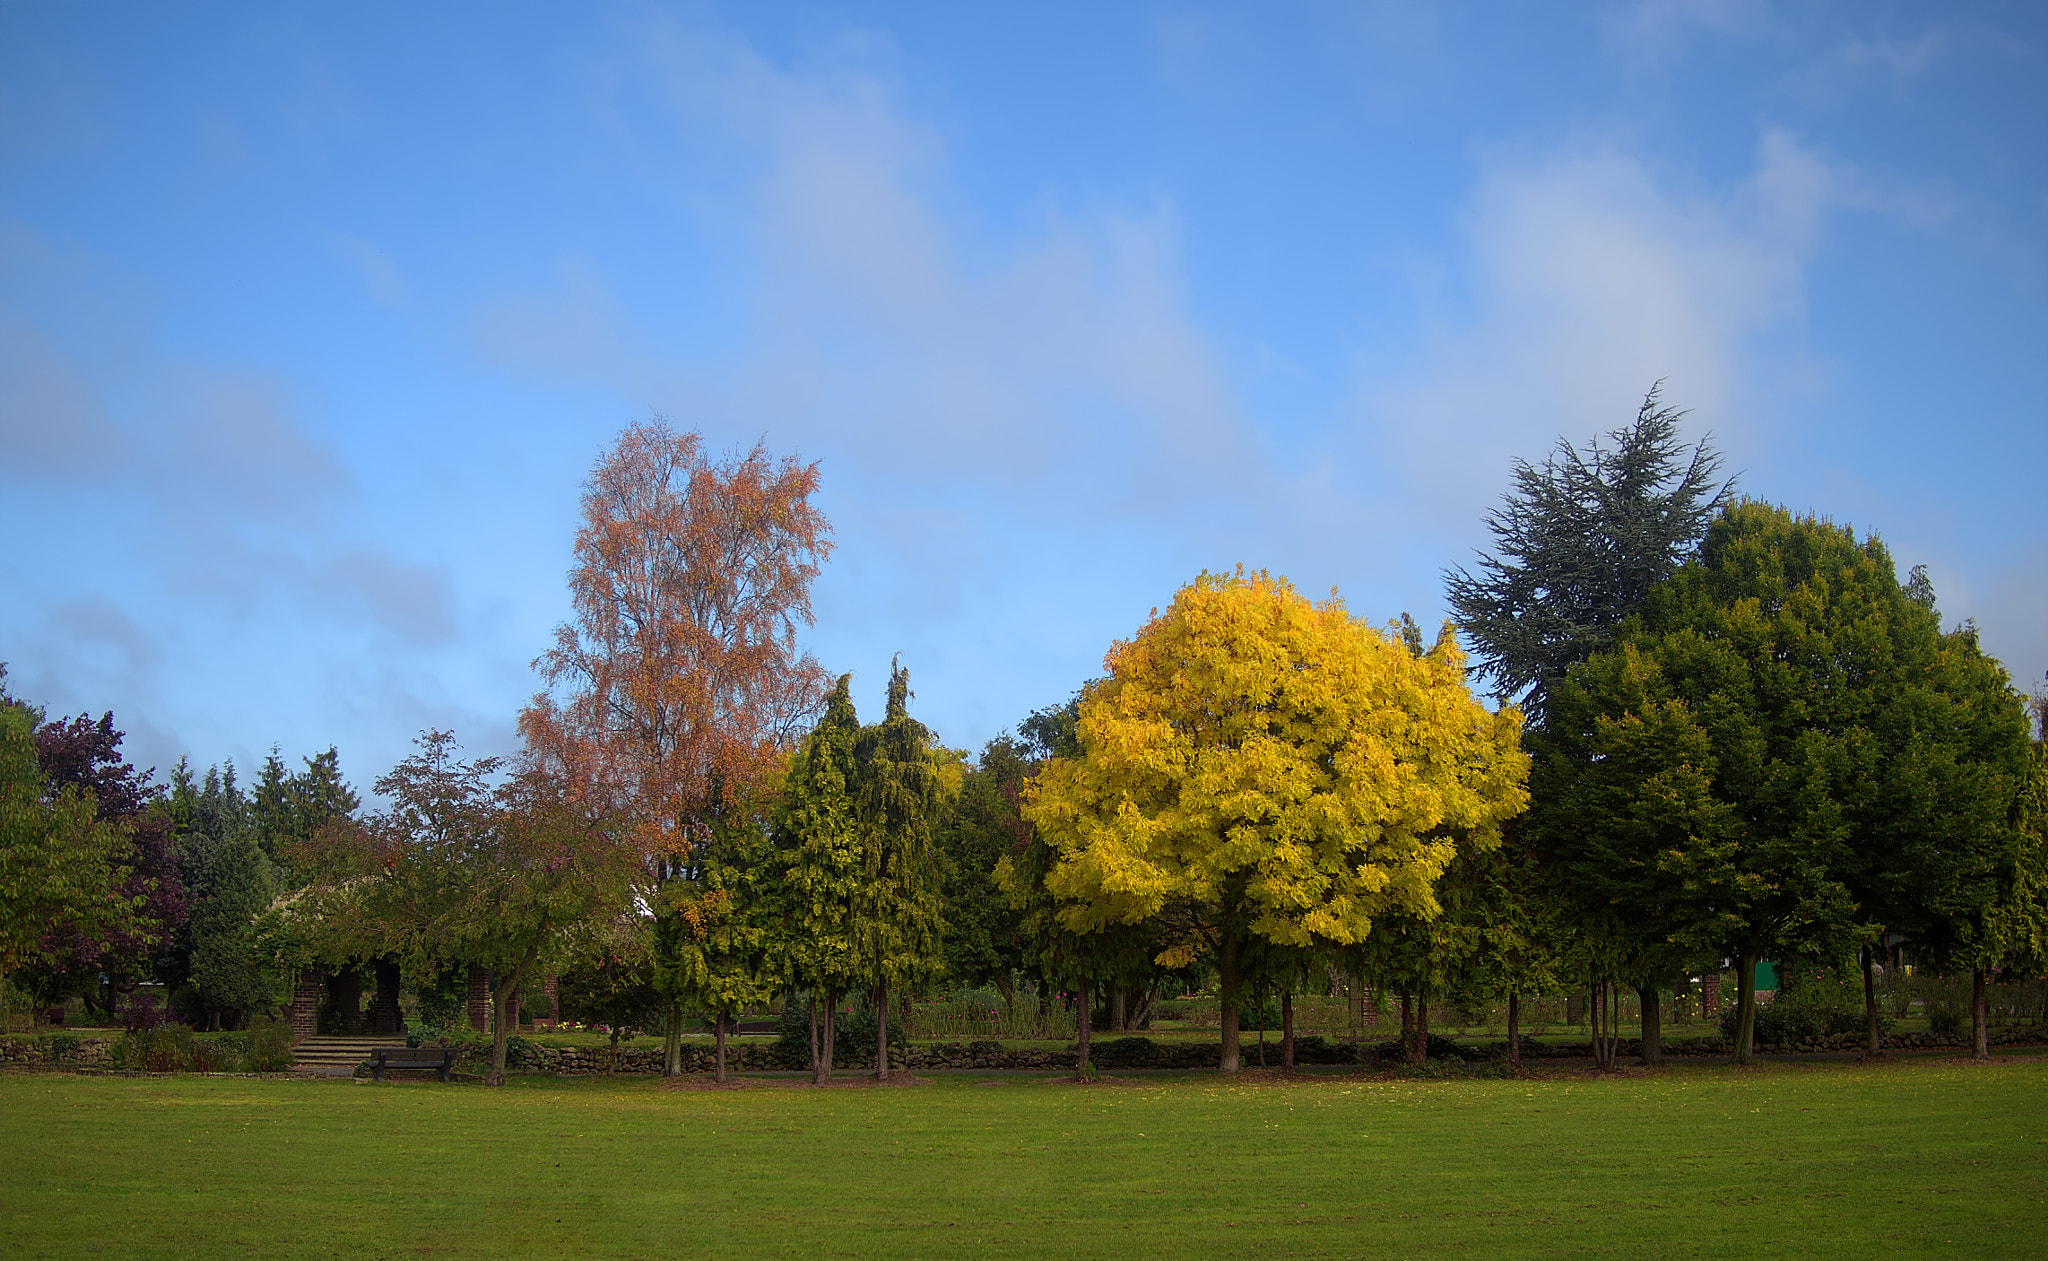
left=1446, top=385, right=1731, bottom=724
left=1023, top=568, right=1529, bottom=1071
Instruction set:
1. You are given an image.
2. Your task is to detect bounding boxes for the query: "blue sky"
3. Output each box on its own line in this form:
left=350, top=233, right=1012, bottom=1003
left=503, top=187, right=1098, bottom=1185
left=3, top=1, right=2043, bottom=791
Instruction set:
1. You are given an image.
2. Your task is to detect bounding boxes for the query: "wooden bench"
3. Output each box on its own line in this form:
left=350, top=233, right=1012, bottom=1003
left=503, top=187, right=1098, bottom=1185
left=369, top=1046, right=455, bottom=1082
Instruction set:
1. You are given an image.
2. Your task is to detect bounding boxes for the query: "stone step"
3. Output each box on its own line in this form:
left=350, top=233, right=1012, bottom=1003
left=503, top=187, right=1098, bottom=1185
left=292, top=1036, right=406, bottom=1076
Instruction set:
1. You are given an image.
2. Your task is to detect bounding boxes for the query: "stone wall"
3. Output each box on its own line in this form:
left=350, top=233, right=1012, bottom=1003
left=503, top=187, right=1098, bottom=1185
left=0, top=1036, right=114, bottom=1066
left=1518, top=1027, right=2040, bottom=1058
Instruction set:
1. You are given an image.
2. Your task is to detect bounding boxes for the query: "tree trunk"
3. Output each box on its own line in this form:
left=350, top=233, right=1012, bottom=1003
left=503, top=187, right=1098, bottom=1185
left=1281, top=991, right=1295, bottom=1071
left=1076, top=978, right=1092, bottom=1075
left=1400, top=989, right=1418, bottom=1063
left=607, top=1028, right=622, bottom=1076
left=1219, top=936, right=1242, bottom=1073
left=663, top=996, right=684, bottom=1077
left=1589, top=968, right=1603, bottom=1068
left=876, top=983, right=890, bottom=1081
left=1133, top=977, right=1160, bottom=1030
left=808, top=994, right=822, bottom=1086
left=1110, top=985, right=1127, bottom=1033
left=1861, top=946, right=1883, bottom=1058
left=1638, top=984, right=1663, bottom=1066
left=1256, top=984, right=1267, bottom=1068
left=714, top=1010, right=729, bottom=1084
left=1507, top=991, right=1521, bottom=1070
left=1733, top=954, right=1758, bottom=1067
left=820, top=989, right=837, bottom=1084
left=1972, top=967, right=1990, bottom=1060
left=486, top=945, right=538, bottom=1087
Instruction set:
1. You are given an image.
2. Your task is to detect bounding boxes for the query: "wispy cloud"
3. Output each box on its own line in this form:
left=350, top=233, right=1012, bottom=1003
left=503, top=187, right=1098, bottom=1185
left=0, top=224, right=460, bottom=774
left=1357, top=129, right=1860, bottom=544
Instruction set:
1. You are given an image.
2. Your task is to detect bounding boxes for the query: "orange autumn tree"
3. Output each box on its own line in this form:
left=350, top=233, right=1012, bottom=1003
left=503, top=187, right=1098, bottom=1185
left=520, top=420, right=832, bottom=1076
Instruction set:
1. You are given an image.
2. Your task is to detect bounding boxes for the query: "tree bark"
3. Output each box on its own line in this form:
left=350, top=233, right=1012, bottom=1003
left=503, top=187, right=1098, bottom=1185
left=1733, top=954, right=1758, bottom=1067
left=1076, top=978, right=1092, bottom=1075
left=1110, top=985, right=1127, bottom=1033
left=1400, top=989, right=1418, bottom=1064
left=807, top=994, right=822, bottom=1086
left=1589, top=968, right=1603, bottom=1068
left=876, top=983, right=890, bottom=1081
left=1133, top=977, right=1160, bottom=1030
left=1507, top=991, right=1521, bottom=1070
left=1281, top=991, right=1295, bottom=1071
left=1861, top=946, right=1883, bottom=1058
left=1638, top=984, right=1663, bottom=1066
left=486, top=944, right=538, bottom=1087
left=663, top=995, right=684, bottom=1077
left=1972, top=967, right=1990, bottom=1060
left=714, top=1010, right=729, bottom=1084
left=1219, top=936, right=1242, bottom=1073
left=820, top=989, right=837, bottom=1084
left=1257, top=985, right=1267, bottom=1068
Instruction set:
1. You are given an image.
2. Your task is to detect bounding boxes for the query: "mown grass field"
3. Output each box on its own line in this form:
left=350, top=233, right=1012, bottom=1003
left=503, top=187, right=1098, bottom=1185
left=2, top=1057, right=2042, bottom=1260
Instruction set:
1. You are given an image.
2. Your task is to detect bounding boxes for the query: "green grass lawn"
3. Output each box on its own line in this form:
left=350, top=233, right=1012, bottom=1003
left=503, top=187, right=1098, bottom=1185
left=2, top=1058, right=2042, bottom=1260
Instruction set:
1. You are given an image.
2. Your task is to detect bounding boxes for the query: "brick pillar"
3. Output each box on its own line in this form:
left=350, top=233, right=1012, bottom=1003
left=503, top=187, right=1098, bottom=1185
left=542, top=975, right=559, bottom=1030
left=467, top=966, right=490, bottom=1032
left=290, top=969, right=319, bottom=1044
left=373, top=958, right=403, bottom=1035
left=1701, top=973, right=1721, bottom=1020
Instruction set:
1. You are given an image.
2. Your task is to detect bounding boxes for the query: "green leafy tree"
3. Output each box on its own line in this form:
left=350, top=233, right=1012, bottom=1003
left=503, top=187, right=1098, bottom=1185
left=559, top=916, right=662, bottom=1074
left=1535, top=502, right=1955, bottom=1064
left=175, top=764, right=282, bottom=1029
left=773, top=677, right=866, bottom=1084
left=0, top=702, right=133, bottom=991
left=654, top=801, right=778, bottom=1083
left=850, top=660, right=946, bottom=1079
left=934, top=735, right=1033, bottom=1013
left=21, top=709, right=184, bottom=1019
left=296, top=731, right=639, bottom=1085
left=1875, top=623, right=2038, bottom=1059
left=253, top=746, right=359, bottom=881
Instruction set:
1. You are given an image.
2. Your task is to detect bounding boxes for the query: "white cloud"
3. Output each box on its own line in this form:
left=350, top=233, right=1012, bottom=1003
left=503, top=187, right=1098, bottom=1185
left=1361, top=130, right=1854, bottom=537
left=488, top=18, right=1275, bottom=534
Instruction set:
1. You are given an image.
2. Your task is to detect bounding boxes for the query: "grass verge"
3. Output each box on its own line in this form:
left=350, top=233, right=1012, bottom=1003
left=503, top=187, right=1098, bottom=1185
left=1, top=1057, right=2042, bottom=1259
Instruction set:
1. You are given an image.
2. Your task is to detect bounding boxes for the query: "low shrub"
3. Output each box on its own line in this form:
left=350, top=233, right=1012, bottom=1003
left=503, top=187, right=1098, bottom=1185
left=1089, top=1037, right=1157, bottom=1064
left=1719, top=987, right=1878, bottom=1044
left=413, top=970, right=470, bottom=1033
left=124, top=1023, right=194, bottom=1072
left=1237, top=993, right=1281, bottom=1033
left=773, top=1000, right=813, bottom=1069
left=40, top=1032, right=81, bottom=1060
left=1373, top=1033, right=1467, bottom=1063
left=1927, top=1005, right=1965, bottom=1036
left=243, top=1017, right=294, bottom=1072
left=120, top=992, right=163, bottom=1034
left=771, top=997, right=908, bottom=1070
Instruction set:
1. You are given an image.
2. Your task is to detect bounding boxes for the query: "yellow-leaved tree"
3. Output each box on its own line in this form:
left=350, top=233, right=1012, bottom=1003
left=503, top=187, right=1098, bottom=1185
left=1022, top=568, right=1529, bottom=1071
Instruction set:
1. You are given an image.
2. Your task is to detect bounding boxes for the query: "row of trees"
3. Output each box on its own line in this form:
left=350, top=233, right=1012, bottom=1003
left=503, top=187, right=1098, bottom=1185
left=1, top=678, right=357, bottom=1033
left=7, top=395, right=2043, bottom=1082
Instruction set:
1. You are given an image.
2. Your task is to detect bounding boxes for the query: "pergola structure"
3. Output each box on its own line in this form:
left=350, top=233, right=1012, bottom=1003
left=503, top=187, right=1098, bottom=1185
left=286, top=961, right=556, bottom=1041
